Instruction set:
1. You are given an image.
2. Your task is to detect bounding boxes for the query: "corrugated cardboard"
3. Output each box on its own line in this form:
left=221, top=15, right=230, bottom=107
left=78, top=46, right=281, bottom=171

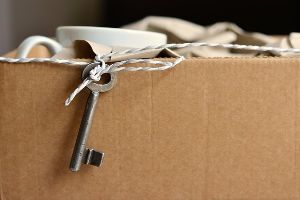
left=1, top=55, right=300, bottom=199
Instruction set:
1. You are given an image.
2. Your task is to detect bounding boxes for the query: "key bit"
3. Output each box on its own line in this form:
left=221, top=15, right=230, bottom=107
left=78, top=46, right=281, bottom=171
left=83, top=149, right=104, bottom=166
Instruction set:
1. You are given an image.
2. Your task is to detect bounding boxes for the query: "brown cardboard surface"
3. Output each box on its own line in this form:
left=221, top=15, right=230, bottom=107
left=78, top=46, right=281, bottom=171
left=1, top=57, right=300, bottom=200
left=3, top=45, right=51, bottom=58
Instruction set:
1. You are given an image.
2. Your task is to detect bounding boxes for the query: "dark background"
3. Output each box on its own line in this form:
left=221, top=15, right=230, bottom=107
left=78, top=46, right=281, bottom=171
left=103, top=0, right=299, bottom=34
left=0, top=0, right=299, bottom=54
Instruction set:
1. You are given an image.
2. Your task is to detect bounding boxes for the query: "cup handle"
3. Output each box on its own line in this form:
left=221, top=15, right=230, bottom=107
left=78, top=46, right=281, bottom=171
left=16, top=36, right=63, bottom=58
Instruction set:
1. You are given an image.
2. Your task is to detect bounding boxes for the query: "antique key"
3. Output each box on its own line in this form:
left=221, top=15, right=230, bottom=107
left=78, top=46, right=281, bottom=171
left=69, top=63, right=117, bottom=172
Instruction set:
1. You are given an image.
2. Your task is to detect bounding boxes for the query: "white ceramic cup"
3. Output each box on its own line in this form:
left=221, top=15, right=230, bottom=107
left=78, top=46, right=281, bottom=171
left=16, top=26, right=167, bottom=58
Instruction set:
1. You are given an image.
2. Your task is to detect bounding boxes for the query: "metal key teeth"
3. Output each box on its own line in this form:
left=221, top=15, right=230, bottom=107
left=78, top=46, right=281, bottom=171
left=83, top=148, right=104, bottom=167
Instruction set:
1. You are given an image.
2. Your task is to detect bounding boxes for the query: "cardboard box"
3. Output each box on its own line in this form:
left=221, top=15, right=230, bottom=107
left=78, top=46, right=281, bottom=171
left=1, top=49, right=300, bottom=199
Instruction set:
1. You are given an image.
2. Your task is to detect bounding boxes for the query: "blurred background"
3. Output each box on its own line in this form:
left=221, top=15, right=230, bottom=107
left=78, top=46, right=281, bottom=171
left=0, top=0, right=299, bottom=55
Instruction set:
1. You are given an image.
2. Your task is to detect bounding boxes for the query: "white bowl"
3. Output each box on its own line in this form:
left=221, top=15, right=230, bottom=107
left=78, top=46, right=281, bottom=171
left=56, top=26, right=167, bottom=48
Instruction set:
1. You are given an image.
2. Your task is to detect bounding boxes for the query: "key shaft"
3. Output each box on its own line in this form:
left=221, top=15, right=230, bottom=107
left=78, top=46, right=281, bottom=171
left=69, top=91, right=100, bottom=172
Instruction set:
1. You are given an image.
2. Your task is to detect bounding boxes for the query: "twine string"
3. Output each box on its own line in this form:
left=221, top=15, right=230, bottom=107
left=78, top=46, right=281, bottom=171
left=64, top=56, right=185, bottom=105
left=1, top=41, right=300, bottom=105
